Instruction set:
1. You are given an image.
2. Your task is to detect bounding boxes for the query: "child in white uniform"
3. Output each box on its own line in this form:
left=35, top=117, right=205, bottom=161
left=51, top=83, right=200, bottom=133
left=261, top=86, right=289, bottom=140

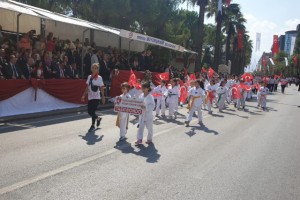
left=216, top=80, right=228, bottom=112
left=174, top=78, right=181, bottom=117
left=116, top=82, right=131, bottom=141
left=185, top=80, right=205, bottom=126
left=167, top=79, right=180, bottom=119
left=154, top=80, right=168, bottom=117
left=206, top=79, right=217, bottom=114
left=259, top=82, right=268, bottom=111
left=135, top=82, right=155, bottom=145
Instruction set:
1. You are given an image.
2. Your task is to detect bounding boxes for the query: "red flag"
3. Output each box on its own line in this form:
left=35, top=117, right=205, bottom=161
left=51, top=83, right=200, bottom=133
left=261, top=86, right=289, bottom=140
left=208, top=67, right=216, bottom=79
left=272, top=35, right=279, bottom=55
left=241, top=73, right=253, bottom=82
left=180, top=85, right=188, bottom=103
left=238, top=29, right=243, bottom=50
left=293, top=55, right=298, bottom=65
left=262, top=76, right=269, bottom=83
left=254, top=83, right=261, bottom=92
left=128, top=70, right=141, bottom=89
left=232, top=84, right=242, bottom=99
left=152, top=93, right=162, bottom=97
left=190, top=74, right=196, bottom=80
left=240, top=83, right=252, bottom=92
left=128, top=70, right=137, bottom=87
left=156, top=72, right=170, bottom=81
left=201, top=67, right=207, bottom=73
left=274, top=75, right=280, bottom=80
left=183, top=67, right=188, bottom=78
left=262, top=57, right=267, bottom=67
left=226, top=0, right=231, bottom=6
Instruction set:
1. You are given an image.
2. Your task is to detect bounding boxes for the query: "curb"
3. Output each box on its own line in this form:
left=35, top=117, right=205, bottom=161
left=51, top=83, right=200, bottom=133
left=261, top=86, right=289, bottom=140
left=0, top=104, right=114, bottom=123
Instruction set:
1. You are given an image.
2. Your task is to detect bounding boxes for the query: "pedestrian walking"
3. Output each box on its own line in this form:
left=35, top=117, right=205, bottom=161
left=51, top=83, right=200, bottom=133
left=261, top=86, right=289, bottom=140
left=81, top=63, right=105, bottom=132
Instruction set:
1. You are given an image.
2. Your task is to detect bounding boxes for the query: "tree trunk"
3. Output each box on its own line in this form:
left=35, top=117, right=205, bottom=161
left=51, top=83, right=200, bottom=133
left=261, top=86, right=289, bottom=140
left=225, top=28, right=232, bottom=64
left=194, top=0, right=207, bottom=72
left=213, top=16, right=222, bottom=71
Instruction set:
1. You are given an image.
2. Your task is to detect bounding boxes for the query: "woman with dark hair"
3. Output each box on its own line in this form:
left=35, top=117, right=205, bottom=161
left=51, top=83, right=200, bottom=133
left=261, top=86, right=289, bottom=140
left=81, top=63, right=106, bottom=132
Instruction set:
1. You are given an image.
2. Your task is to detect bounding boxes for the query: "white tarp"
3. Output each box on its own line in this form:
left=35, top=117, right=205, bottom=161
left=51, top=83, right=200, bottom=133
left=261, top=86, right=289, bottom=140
left=0, top=88, right=82, bottom=117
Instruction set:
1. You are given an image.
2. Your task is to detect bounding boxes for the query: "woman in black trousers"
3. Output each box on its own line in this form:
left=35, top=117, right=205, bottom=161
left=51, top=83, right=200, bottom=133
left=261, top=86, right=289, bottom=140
left=81, top=63, right=106, bottom=131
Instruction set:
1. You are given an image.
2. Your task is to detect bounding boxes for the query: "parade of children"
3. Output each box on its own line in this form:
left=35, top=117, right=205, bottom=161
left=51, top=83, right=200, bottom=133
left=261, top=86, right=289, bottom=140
left=83, top=65, right=289, bottom=146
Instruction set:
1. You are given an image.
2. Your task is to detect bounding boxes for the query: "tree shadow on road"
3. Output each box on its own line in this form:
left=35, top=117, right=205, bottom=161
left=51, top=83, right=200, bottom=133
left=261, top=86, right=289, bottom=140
left=79, top=129, right=104, bottom=145
left=114, top=141, right=160, bottom=163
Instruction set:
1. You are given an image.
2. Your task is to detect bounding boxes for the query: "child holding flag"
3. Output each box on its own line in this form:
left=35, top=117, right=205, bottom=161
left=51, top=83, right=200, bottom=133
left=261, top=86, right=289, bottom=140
left=135, top=81, right=155, bottom=145
left=153, top=80, right=168, bottom=117
left=185, top=80, right=205, bottom=126
left=205, top=79, right=217, bottom=114
left=116, top=82, right=131, bottom=141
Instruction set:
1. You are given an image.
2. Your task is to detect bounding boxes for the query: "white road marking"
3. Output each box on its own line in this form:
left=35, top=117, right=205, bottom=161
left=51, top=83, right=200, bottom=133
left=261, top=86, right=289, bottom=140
left=0, top=117, right=203, bottom=195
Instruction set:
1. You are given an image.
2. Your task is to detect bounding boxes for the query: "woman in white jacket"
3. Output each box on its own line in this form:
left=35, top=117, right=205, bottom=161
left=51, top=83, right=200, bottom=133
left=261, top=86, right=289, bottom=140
left=135, top=81, right=155, bottom=145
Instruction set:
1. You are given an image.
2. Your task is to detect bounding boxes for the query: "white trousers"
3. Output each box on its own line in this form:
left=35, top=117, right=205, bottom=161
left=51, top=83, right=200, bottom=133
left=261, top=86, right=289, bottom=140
left=137, top=119, right=153, bottom=141
left=218, top=96, right=226, bottom=110
left=207, top=100, right=212, bottom=112
left=119, top=113, right=129, bottom=137
left=168, top=102, right=176, bottom=117
left=187, top=106, right=203, bottom=122
left=156, top=98, right=166, bottom=115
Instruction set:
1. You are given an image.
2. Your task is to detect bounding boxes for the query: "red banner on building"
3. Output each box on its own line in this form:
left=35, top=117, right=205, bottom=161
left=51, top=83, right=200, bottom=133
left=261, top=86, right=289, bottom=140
left=272, top=35, right=279, bottom=55
left=238, top=29, right=243, bottom=50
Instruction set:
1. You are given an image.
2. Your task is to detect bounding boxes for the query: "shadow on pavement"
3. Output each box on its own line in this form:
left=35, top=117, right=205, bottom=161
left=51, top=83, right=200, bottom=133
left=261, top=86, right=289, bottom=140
left=114, top=141, right=160, bottom=163
left=0, top=113, right=92, bottom=134
left=185, top=124, right=219, bottom=137
left=79, top=129, right=103, bottom=145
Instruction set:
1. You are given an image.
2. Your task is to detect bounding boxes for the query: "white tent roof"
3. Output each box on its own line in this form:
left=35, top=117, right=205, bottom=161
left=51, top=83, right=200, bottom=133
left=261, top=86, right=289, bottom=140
left=1, top=0, right=197, bottom=54
left=0, top=0, right=42, bottom=17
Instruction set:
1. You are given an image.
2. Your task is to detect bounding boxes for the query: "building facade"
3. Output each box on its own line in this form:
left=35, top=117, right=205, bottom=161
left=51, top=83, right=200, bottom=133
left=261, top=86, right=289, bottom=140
left=284, top=30, right=297, bottom=56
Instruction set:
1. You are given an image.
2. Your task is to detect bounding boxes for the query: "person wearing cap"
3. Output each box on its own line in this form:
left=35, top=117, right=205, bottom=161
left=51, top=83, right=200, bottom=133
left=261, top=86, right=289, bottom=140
left=81, top=63, right=106, bottom=132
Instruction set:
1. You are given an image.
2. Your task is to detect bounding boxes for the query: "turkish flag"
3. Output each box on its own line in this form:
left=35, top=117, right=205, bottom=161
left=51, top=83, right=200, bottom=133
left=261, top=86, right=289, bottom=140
left=208, top=67, right=216, bottom=79
left=262, top=57, right=267, bottom=67
left=232, top=84, right=242, bottom=99
left=241, top=73, right=253, bottom=82
left=254, top=83, right=261, bottom=92
left=190, top=74, right=196, bottom=80
left=183, top=67, right=188, bottom=78
left=294, top=55, right=298, bottom=65
left=201, top=67, right=207, bottom=73
left=238, top=29, right=243, bottom=50
left=180, top=85, right=188, bottom=103
left=128, top=70, right=141, bottom=89
left=226, top=0, right=231, bottom=6
left=156, top=72, right=170, bottom=81
left=262, top=76, right=269, bottom=83
left=272, top=35, right=279, bottom=55
left=240, top=83, right=252, bottom=92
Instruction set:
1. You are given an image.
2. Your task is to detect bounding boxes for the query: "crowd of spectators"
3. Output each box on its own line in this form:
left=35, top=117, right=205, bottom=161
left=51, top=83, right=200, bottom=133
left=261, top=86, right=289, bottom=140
left=0, top=25, right=176, bottom=82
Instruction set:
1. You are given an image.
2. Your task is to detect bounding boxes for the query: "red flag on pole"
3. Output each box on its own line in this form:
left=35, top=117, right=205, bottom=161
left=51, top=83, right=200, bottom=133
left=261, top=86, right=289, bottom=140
left=180, top=85, right=188, bottom=103
left=272, top=35, right=279, bottom=55
left=241, top=73, right=254, bottom=82
left=201, top=67, right=207, bottom=73
left=226, top=0, right=231, bottom=6
left=232, top=84, right=242, bottom=99
left=293, top=55, right=298, bottom=65
left=190, top=74, right=196, bottom=81
left=156, top=72, right=170, bottom=81
left=238, top=29, right=243, bottom=50
left=208, top=67, right=216, bottom=79
left=240, top=83, right=252, bottom=92
left=128, top=70, right=141, bottom=89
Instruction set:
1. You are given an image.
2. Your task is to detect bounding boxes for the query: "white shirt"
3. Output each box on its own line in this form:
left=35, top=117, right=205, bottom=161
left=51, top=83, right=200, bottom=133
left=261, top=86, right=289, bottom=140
left=260, top=87, right=268, bottom=96
left=86, top=75, right=104, bottom=100
left=139, top=93, right=155, bottom=122
left=129, top=87, right=142, bottom=99
left=188, top=87, right=205, bottom=106
left=153, top=85, right=168, bottom=99
left=167, top=85, right=180, bottom=103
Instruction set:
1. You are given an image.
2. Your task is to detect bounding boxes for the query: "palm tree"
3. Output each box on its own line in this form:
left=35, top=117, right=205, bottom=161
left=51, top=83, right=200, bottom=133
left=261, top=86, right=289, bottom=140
left=222, top=3, right=246, bottom=64
left=183, top=0, right=209, bottom=71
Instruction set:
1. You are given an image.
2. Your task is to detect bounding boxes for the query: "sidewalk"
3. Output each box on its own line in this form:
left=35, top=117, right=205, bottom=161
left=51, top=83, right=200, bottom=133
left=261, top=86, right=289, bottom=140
left=0, top=103, right=114, bottom=123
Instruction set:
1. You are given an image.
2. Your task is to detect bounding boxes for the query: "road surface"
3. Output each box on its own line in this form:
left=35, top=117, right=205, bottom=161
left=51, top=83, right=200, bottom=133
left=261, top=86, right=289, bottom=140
left=0, top=85, right=300, bottom=200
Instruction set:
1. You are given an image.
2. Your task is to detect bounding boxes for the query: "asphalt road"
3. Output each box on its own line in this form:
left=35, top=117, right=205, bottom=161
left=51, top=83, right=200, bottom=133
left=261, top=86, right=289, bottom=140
left=0, top=85, right=300, bottom=200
